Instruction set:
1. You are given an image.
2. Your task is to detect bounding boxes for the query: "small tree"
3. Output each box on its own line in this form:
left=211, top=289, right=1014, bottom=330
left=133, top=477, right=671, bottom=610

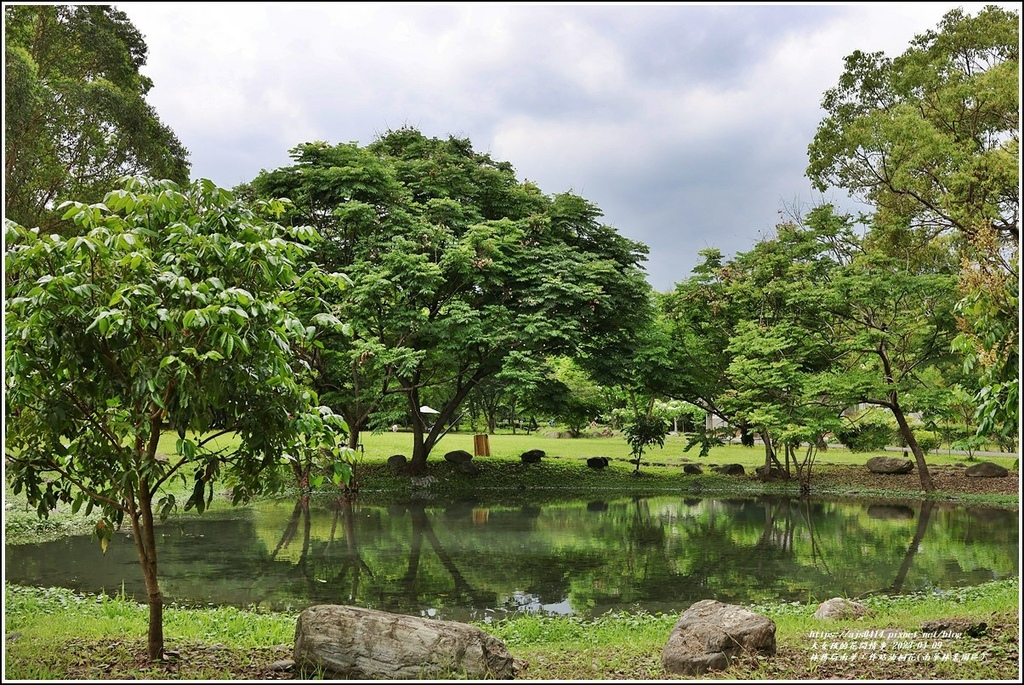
left=4, top=177, right=347, bottom=660
left=623, top=412, right=669, bottom=474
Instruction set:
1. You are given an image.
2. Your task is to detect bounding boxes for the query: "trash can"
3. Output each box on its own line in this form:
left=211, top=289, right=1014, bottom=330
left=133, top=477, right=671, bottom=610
left=473, top=434, right=490, bottom=457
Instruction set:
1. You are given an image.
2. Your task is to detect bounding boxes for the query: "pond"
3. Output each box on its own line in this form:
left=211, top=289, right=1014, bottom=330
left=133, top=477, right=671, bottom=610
left=4, top=494, right=1018, bottom=623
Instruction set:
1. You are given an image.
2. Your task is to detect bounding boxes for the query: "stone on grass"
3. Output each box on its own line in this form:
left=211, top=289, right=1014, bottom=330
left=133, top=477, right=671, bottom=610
left=458, top=461, right=480, bottom=476
left=964, top=462, right=1009, bottom=478
left=661, top=600, right=776, bottom=675
left=520, top=449, right=544, bottom=463
left=814, top=598, right=871, bottom=621
left=386, top=454, right=407, bottom=472
left=866, top=456, right=914, bottom=474
left=443, top=449, right=473, bottom=464
left=294, top=605, right=518, bottom=680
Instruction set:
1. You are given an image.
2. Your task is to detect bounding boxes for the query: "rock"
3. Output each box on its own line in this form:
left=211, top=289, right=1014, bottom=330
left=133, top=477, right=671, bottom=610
left=661, top=600, right=776, bottom=675
left=458, top=460, right=480, bottom=475
left=294, top=605, right=518, bottom=680
left=964, top=462, right=1009, bottom=478
left=386, top=454, right=407, bottom=472
left=443, top=449, right=473, bottom=464
left=754, top=465, right=782, bottom=480
left=683, top=463, right=703, bottom=475
left=520, top=449, right=544, bottom=464
left=866, top=456, right=914, bottom=474
left=717, top=463, right=745, bottom=476
left=267, top=659, right=294, bottom=672
left=586, top=456, right=610, bottom=469
left=814, top=598, right=871, bottom=620
left=920, top=618, right=987, bottom=637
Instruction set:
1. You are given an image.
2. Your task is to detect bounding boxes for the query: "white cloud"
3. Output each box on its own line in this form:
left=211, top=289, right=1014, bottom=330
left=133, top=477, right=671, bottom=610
left=115, top=1, right=1017, bottom=291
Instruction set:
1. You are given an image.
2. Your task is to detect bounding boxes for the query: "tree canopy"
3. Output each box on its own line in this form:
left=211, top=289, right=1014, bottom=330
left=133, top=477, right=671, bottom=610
left=4, top=5, right=190, bottom=233
left=806, top=4, right=1019, bottom=449
left=247, top=128, right=653, bottom=472
left=4, top=176, right=347, bottom=659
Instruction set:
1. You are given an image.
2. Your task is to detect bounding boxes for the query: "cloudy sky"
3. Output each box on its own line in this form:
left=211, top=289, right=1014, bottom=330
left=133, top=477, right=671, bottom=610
left=116, top=2, right=1008, bottom=292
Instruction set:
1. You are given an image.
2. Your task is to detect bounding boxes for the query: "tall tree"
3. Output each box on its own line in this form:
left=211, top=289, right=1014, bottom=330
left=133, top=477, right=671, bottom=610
left=4, top=5, right=189, bottom=233
left=249, top=129, right=653, bottom=473
left=800, top=206, right=962, bottom=492
left=4, top=177, right=346, bottom=660
left=806, top=4, right=1019, bottom=448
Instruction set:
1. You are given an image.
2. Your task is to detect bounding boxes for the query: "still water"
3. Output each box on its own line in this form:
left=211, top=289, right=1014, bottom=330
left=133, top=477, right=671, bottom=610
left=4, top=494, right=1017, bottom=622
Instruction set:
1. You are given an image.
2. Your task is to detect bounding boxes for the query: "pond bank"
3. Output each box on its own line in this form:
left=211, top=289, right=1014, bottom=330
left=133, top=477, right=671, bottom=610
left=3, top=578, right=1018, bottom=680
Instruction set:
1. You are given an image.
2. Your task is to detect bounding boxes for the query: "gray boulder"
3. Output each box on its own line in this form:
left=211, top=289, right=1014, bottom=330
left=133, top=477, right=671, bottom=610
left=814, top=597, right=871, bottom=621
left=965, top=462, right=1009, bottom=478
left=661, top=600, right=776, bottom=675
left=683, top=463, right=703, bottom=475
left=443, top=449, right=473, bottom=464
left=294, top=605, right=519, bottom=680
left=386, top=454, right=407, bottom=472
left=866, top=456, right=914, bottom=474
left=458, top=460, right=480, bottom=475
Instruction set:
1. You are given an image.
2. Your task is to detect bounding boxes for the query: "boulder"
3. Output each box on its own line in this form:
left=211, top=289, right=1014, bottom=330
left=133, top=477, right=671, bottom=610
left=754, top=465, right=782, bottom=480
left=813, top=598, right=871, bottom=621
left=920, top=618, right=988, bottom=637
left=716, top=463, right=745, bottom=476
left=661, top=600, right=776, bottom=675
left=458, top=461, right=480, bottom=475
left=443, top=449, right=473, bottom=464
left=964, top=462, right=1009, bottom=478
left=520, top=449, right=544, bottom=464
left=587, top=456, right=610, bottom=469
left=386, top=454, right=408, bottom=472
left=294, top=605, right=518, bottom=680
left=866, top=456, right=914, bottom=474
left=683, top=463, right=703, bottom=475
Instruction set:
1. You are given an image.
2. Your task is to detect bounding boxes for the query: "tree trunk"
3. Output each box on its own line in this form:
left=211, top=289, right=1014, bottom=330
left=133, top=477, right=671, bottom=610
left=133, top=480, right=164, bottom=660
left=890, top=400, right=935, bottom=492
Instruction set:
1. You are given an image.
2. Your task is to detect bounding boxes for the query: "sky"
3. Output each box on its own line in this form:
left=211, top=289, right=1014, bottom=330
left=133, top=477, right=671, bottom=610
left=115, top=1, right=1012, bottom=293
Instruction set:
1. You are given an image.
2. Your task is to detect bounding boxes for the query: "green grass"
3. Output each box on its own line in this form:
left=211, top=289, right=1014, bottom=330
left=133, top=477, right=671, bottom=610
left=4, top=579, right=1018, bottom=680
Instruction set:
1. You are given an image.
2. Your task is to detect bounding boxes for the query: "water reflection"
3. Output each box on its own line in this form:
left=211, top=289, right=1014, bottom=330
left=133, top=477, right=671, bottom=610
left=4, top=495, right=1017, bottom=622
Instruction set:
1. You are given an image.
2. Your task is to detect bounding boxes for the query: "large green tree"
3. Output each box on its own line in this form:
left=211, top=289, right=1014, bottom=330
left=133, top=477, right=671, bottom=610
left=249, top=128, right=653, bottom=473
left=4, top=5, right=189, bottom=233
left=4, top=177, right=346, bottom=660
left=806, top=4, right=1019, bottom=449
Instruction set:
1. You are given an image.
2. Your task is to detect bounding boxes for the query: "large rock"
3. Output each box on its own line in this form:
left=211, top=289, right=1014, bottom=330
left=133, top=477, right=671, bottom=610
left=683, top=463, right=703, bottom=475
left=386, top=454, right=407, bottom=472
left=814, top=598, right=871, bottom=621
left=520, top=449, right=544, bottom=463
left=443, top=449, right=473, bottom=464
left=866, top=456, right=914, bottom=474
left=965, top=462, right=1009, bottom=478
left=587, top=456, right=610, bottom=469
left=294, top=605, right=518, bottom=680
left=661, top=600, right=776, bottom=675
left=715, top=463, right=745, bottom=476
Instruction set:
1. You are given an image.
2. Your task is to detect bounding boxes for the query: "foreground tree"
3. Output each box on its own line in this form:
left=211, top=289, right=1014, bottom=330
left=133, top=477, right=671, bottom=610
left=807, top=4, right=1019, bottom=449
left=250, top=129, right=653, bottom=473
left=4, top=177, right=347, bottom=660
left=4, top=5, right=189, bottom=233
